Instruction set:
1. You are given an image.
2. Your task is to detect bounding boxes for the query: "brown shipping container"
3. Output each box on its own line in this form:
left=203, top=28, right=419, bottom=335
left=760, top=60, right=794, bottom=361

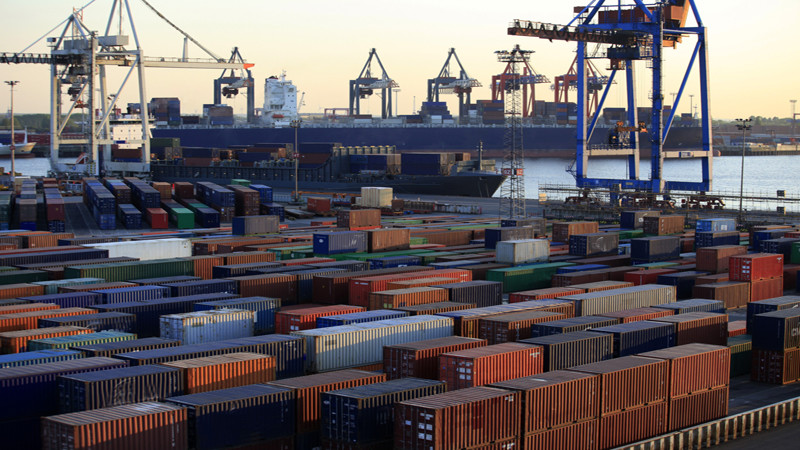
left=58, top=282, right=136, bottom=293
left=568, top=356, right=669, bottom=415
left=367, top=228, right=410, bottom=252
left=337, top=209, right=381, bottom=230
left=386, top=277, right=460, bottom=290
left=384, top=336, right=487, bottom=380
left=509, top=287, right=584, bottom=302
left=570, top=281, right=635, bottom=293
left=394, top=301, right=476, bottom=316
left=224, top=252, right=278, bottom=265
left=313, top=266, right=434, bottom=304
left=24, top=233, right=75, bottom=249
left=410, top=230, right=474, bottom=247
left=41, top=402, right=188, bottom=450
left=465, top=263, right=510, bottom=281
left=551, top=267, right=641, bottom=287
left=696, top=245, right=748, bottom=274
left=597, top=307, right=674, bottom=324
left=750, top=277, right=784, bottom=302
left=694, top=273, right=730, bottom=285
left=151, top=182, right=172, bottom=200
left=490, top=370, right=600, bottom=433
left=161, top=352, right=276, bottom=394
left=692, top=282, right=750, bottom=308
left=598, top=402, right=668, bottom=449
left=0, top=307, right=98, bottom=332
left=624, top=268, right=678, bottom=286
left=0, top=302, right=59, bottom=315
left=186, top=255, right=224, bottom=279
left=394, top=387, right=521, bottom=450
left=368, top=287, right=448, bottom=310
left=438, top=342, right=544, bottom=390
left=751, top=348, right=800, bottom=384
left=269, top=369, right=386, bottom=434
left=668, top=386, right=730, bottom=431
left=638, top=344, right=731, bottom=398
left=523, top=420, right=599, bottom=450
left=643, top=215, right=685, bottom=236
left=478, top=311, right=567, bottom=344
left=349, top=269, right=471, bottom=308
left=458, top=300, right=576, bottom=339
left=552, top=222, right=600, bottom=243
left=571, top=254, right=632, bottom=268
left=275, top=304, right=363, bottom=334
left=652, top=312, right=729, bottom=346
left=0, top=325, right=92, bottom=354
left=227, top=274, right=297, bottom=303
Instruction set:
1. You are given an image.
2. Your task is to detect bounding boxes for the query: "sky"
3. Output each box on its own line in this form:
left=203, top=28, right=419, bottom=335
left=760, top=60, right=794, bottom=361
left=1, top=0, right=798, bottom=120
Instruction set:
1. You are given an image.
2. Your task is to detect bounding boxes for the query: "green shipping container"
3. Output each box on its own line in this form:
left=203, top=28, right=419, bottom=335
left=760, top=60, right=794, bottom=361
left=0, top=269, right=49, bottom=285
left=409, top=237, right=428, bottom=245
left=269, top=246, right=312, bottom=260
left=28, top=331, right=137, bottom=351
left=618, top=230, right=645, bottom=240
left=791, top=241, right=800, bottom=264
left=64, top=259, right=194, bottom=282
left=167, top=207, right=194, bottom=229
left=291, top=248, right=316, bottom=259
left=728, top=335, right=752, bottom=377
left=487, top=262, right=575, bottom=293
left=231, top=179, right=251, bottom=186
left=33, top=278, right=106, bottom=295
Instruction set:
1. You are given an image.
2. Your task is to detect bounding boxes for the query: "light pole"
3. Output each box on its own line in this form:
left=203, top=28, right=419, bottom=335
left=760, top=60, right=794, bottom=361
left=393, top=89, right=401, bottom=116
left=689, top=94, right=694, bottom=119
left=791, top=99, right=797, bottom=138
left=736, top=118, right=752, bottom=219
left=290, top=119, right=301, bottom=203
left=5, top=81, right=19, bottom=180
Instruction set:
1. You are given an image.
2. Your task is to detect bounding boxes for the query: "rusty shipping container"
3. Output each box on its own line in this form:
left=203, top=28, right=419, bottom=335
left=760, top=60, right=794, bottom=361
left=652, top=312, right=729, bottom=346
left=394, top=386, right=521, bottom=450
left=384, top=336, right=487, bottom=380
left=598, top=402, right=668, bottom=449
left=438, top=342, right=544, bottom=390
left=478, top=310, right=566, bottom=344
left=161, top=352, right=276, bottom=394
left=41, top=402, right=188, bottom=450
left=696, top=245, right=748, bottom=274
left=692, top=281, right=751, bottom=308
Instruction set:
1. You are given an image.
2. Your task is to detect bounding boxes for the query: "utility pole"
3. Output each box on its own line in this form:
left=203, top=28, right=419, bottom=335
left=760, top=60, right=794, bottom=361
left=290, top=119, right=301, bottom=203
left=5, top=81, right=19, bottom=180
left=736, top=118, right=752, bottom=220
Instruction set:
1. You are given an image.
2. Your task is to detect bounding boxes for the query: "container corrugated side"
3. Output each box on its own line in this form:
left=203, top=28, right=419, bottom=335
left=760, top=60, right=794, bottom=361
left=558, top=284, right=677, bottom=316
left=0, top=325, right=92, bottom=353
left=160, top=309, right=255, bottom=345
left=637, top=343, right=731, bottom=398
left=0, top=307, right=98, bottom=332
left=71, top=337, right=180, bottom=358
left=520, top=331, right=614, bottom=371
left=161, top=352, right=276, bottom=394
left=598, top=402, right=667, bottom=449
left=593, top=320, right=675, bottom=357
left=384, top=336, right=487, bottom=380
left=28, top=330, right=137, bottom=351
left=0, top=348, right=83, bottom=367
left=438, top=342, right=544, bottom=390
left=292, top=315, right=453, bottom=372
left=667, top=386, right=729, bottom=431
left=194, top=296, right=281, bottom=334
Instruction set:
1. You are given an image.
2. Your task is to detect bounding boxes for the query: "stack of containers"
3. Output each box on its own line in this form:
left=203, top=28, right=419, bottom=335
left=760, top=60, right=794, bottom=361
left=260, top=202, right=285, bottom=222
left=643, top=215, right=685, bottom=235
left=696, top=245, right=748, bottom=273
left=248, top=184, right=274, bottom=203
left=552, top=221, right=599, bottom=243
left=43, top=188, right=65, bottom=232
left=568, top=356, right=669, bottom=449
left=83, top=180, right=116, bottom=230
left=730, top=253, right=784, bottom=302
left=620, top=210, right=660, bottom=229
left=0, top=191, right=11, bottom=230
left=360, top=187, right=393, bottom=208
left=478, top=310, right=566, bottom=344
left=276, top=305, right=363, bottom=334
left=695, top=217, right=738, bottom=249
left=384, top=336, right=486, bottom=380
left=228, top=185, right=261, bottom=216
left=232, top=215, right=280, bottom=235
left=117, top=204, right=142, bottom=229
left=104, top=179, right=132, bottom=204
left=196, top=182, right=235, bottom=222
left=484, top=226, right=538, bottom=249
left=438, top=342, right=544, bottom=390
left=179, top=199, right=221, bottom=228
left=520, top=331, right=614, bottom=371
left=15, top=180, right=37, bottom=230
left=160, top=199, right=194, bottom=229
left=313, top=231, right=367, bottom=255
left=569, top=233, right=619, bottom=257
left=194, top=296, right=281, bottom=335
left=750, top=308, right=800, bottom=384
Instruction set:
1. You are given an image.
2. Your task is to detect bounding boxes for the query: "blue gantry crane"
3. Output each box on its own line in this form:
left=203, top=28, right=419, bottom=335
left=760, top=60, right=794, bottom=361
left=349, top=48, right=399, bottom=119
left=509, top=0, right=712, bottom=194
left=213, top=47, right=255, bottom=123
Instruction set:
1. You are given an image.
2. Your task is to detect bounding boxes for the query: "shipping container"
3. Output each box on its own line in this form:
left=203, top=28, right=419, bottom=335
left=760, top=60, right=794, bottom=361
left=520, top=331, right=614, bottom=371
left=368, top=286, right=448, bottom=310
left=367, top=228, right=410, bottom=253
left=692, top=281, right=751, bottom=308
left=313, top=266, right=435, bottom=304
left=568, top=280, right=636, bottom=293
left=41, top=402, right=188, bottom=450
left=0, top=348, right=83, bottom=368
left=552, top=222, right=600, bottom=243
left=165, top=384, right=294, bottom=450
left=750, top=308, right=800, bottom=351
left=232, top=215, right=280, bottom=235
left=349, top=268, right=470, bottom=308
left=0, top=307, right=98, bottom=332
left=558, top=284, right=677, bottom=317
left=530, top=315, right=620, bottom=337
left=495, top=239, right=550, bottom=265
left=194, top=296, right=281, bottom=334
left=593, top=321, right=676, bottom=357
left=631, top=236, right=681, bottom=263
left=751, top=348, right=800, bottom=384
left=620, top=210, right=660, bottom=230
left=71, top=337, right=180, bottom=358
left=728, top=335, right=752, bottom=377
left=651, top=312, right=729, bottom=346
left=751, top=276, right=784, bottom=302
left=637, top=343, right=730, bottom=398
left=643, top=215, right=685, bottom=235
left=161, top=279, right=237, bottom=297
left=384, top=336, right=487, bottom=380
left=161, top=352, right=276, bottom=394
left=38, top=312, right=136, bottom=333
left=92, top=285, right=169, bottom=304
left=438, top=342, right=544, bottom=390
left=276, top=304, right=364, bottom=334
left=28, top=330, right=137, bottom=351
left=226, top=273, right=297, bottom=304
left=438, top=299, right=575, bottom=338
left=597, top=306, right=674, bottom=324
left=509, top=287, right=584, bottom=302
left=394, top=301, right=475, bottom=316
left=653, top=298, right=726, bottom=315
left=487, top=262, right=575, bottom=293
left=317, top=309, right=408, bottom=328
left=160, top=309, right=255, bottom=344
left=598, top=402, right=667, bottom=449
left=478, top=310, right=566, bottom=344
left=30, top=278, right=111, bottom=297
left=569, top=233, right=619, bottom=257
left=667, top=385, right=729, bottom=431
left=0, top=326, right=91, bottom=354
left=729, top=253, right=784, bottom=282
left=624, top=268, right=678, bottom=286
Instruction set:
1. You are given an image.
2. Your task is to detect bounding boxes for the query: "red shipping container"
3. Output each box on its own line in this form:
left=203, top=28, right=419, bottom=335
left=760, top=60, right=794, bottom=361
left=394, top=387, right=522, bottom=450
left=491, top=370, right=600, bottom=433
left=729, top=253, right=784, bottom=282
left=269, top=369, right=386, bottom=434
left=696, top=245, right=747, bottom=274
left=750, top=277, right=784, bottom=302
left=624, top=268, right=678, bottom=286
left=597, top=307, right=674, bottom=324
left=523, top=420, right=599, bottom=450
left=638, top=343, right=731, bottom=398
left=728, top=320, right=747, bottom=337
left=41, top=402, right=188, bottom=450
left=438, top=342, right=544, bottom=390
left=667, top=386, right=729, bottom=431
left=478, top=310, right=567, bottom=344
left=349, top=269, right=471, bottom=308
left=0, top=301, right=59, bottom=315
left=161, top=352, right=276, bottom=394
left=0, top=325, right=92, bottom=354
left=307, top=197, right=332, bottom=213
left=568, top=356, right=669, bottom=415
left=228, top=274, right=297, bottom=303
left=146, top=207, right=169, bottom=229
left=751, top=348, right=800, bottom=384
left=692, top=281, right=751, bottom=309
left=509, top=287, right=584, bottom=302
left=384, top=336, right=487, bottom=380
left=652, top=312, right=729, bottom=346
left=0, top=307, right=97, bottom=332
left=598, top=402, right=667, bottom=449
left=275, top=304, right=364, bottom=334
left=368, top=287, right=448, bottom=310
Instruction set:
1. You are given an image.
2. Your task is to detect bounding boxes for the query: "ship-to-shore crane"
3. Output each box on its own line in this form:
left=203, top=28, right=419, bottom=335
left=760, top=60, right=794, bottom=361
left=214, top=47, right=255, bottom=124
left=349, top=48, right=398, bottom=119
left=509, top=0, right=712, bottom=194
left=491, top=44, right=549, bottom=118
left=426, top=48, right=481, bottom=122
left=553, top=54, right=611, bottom=119
left=0, top=0, right=253, bottom=177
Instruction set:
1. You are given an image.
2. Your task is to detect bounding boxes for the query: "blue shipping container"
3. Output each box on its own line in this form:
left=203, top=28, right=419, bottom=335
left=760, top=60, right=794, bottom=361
left=194, top=296, right=281, bottom=334
left=313, top=231, right=367, bottom=255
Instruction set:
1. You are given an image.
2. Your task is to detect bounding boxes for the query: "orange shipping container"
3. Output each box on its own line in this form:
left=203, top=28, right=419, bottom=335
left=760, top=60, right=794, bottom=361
left=438, top=342, right=544, bottom=390
left=750, top=277, right=784, bottom=302
left=696, top=245, right=747, bottom=274
left=227, top=273, right=297, bottom=303
left=186, top=255, right=224, bottom=279
left=667, top=386, right=729, bottom=431
left=598, top=402, right=668, bottom=449
left=348, top=268, right=471, bottom=308
left=160, top=352, right=276, bottom=394
left=0, top=302, right=59, bottom=315
left=652, top=312, right=729, bottom=346
left=638, top=344, right=730, bottom=398
left=0, top=283, right=46, bottom=299
left=368, top=286, right=448, bottom=310
left=0, top=325, right=92, bottom=354
left=523, top=420, right=599, bottom=450
left=223, top=251, right=277, bottom=265
left=552, top=221, right=599, bottom=243
left=24, top=233, right=75, bottom=249
left=643, top=215, right=685, bottom=235
left=384, top=336, right=487, bottom=380
left=275, top=304, right=364, bottom=334
left=337, top=209, right=381, bottom=230
left=0, top=307, right=97, bottom=332
left=692, top=281, right=750, bottom=308
left=367, top=228, right=410, bottom=252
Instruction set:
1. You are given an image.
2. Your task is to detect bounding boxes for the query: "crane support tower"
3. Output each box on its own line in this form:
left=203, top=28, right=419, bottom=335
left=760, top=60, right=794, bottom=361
left=427, top=48, right=482, bottom=123
left=213, top=47, right=255, bottom=124
left=554, top=55, right=611, bottom=119
left=349, top=49, right=398, bottom=119
left=496, top=46, right=530, bottom=219
left=491, top=44, right=549, bottom=118
left=1, top=0, right=252, bottom=177
left=509, top=0, right=712, bottom=194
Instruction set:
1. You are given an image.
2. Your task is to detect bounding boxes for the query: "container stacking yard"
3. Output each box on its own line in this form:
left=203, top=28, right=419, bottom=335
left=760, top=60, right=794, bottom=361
left=1, top=179, right=800, bottom=449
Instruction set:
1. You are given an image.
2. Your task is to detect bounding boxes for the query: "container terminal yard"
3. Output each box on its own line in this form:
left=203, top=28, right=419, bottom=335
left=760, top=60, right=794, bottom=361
left=3, top=0, right=800, bottom=449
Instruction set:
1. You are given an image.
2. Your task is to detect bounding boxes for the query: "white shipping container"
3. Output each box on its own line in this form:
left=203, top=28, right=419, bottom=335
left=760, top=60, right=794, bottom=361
left=292, top=315, right=453, bottom=372
left=85, top=238, right=192, bottom=261
left=160, top=309, right=255, bottom=344
left=360, top=187, right=393, bottom=208
left=496, top=239, right=550, bottom=265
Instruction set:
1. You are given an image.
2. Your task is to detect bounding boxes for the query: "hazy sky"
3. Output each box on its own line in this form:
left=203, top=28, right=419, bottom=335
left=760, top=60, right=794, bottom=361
left=1, top=0, right=798, bottom=120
